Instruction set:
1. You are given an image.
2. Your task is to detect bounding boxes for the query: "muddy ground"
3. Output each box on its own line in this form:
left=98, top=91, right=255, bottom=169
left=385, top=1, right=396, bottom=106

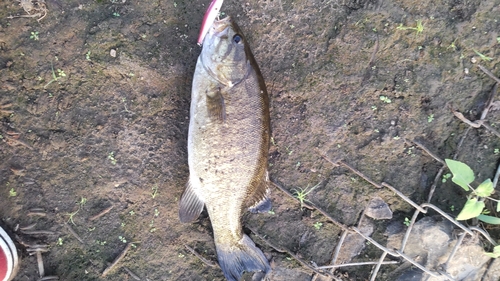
left=0, top=0, right=499, bottom=280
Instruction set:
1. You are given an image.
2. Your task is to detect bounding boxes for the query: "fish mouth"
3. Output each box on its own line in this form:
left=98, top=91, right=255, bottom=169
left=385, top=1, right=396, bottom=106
left=210, top=16, right=232, bottom=38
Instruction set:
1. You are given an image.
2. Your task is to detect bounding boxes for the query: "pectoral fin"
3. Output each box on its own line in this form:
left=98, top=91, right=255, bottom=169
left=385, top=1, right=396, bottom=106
left=179, top=180, right=204, bottom=223
left=206, top=88, right=226, bottom=122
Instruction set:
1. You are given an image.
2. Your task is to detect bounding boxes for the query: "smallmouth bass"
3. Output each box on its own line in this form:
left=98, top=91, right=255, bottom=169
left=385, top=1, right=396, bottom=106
left=179, top=16, right=271, bottom=281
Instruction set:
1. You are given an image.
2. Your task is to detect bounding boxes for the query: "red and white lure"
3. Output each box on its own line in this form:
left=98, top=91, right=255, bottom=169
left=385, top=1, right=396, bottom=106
left=197, top=0, right=224, bottom=45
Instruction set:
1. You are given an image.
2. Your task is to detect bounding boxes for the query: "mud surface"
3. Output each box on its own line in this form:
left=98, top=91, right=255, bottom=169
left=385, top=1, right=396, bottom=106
left=1, top=0, right=499, bottom=280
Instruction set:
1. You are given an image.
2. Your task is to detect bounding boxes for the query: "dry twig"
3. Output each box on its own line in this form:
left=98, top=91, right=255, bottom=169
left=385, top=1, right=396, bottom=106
left=89, top=205, right=114, bottom=221
left=248, top=227, right=335, bottom=279
left=102, top=243, right=133, bottom=276
left=184, top=244, right=219, bottom=268
left=123, top=266, right=141, bottom=280
left=478, top=64, right=500, bottom=84
left=21, top=230, right=56, bottom=235
left=64, top=223, right=84, bottom=244
left=38, top=277, right=59, bottom=280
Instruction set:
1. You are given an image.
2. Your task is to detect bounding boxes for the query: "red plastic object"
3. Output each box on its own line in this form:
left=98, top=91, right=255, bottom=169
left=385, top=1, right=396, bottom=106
left=0, top=245, right=7, bottom=281
left=197, top=0, right=224, bottom=45
left=0, top=226, right=17, bottom=281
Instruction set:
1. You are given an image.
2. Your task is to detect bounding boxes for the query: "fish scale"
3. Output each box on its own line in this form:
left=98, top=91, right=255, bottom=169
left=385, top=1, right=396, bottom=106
left=179, top=16, right=271, bottom=281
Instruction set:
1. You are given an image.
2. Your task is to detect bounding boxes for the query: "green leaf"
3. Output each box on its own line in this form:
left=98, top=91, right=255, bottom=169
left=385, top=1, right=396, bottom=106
left=478, top=214, right=500, bottom=225
left=476, top=178, right=494, bottom=197
left=445, top=159, right=475, bottom=191
left=497, top=201, right=500, bottom=213
left=456, top=198, right=484, bottom=220
left=484, top=245, right=500, bottom=258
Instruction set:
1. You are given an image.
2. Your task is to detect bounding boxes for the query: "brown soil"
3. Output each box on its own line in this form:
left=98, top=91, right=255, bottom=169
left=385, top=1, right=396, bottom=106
left=1, top=0, right=499, bottom=280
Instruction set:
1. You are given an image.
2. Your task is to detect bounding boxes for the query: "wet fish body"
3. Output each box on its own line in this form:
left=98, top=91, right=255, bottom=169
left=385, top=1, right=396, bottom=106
left=179, top=17, right=271, bottom=281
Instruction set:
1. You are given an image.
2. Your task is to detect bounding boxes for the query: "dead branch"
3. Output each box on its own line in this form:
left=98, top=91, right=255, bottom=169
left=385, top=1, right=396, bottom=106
left=65, top=223, right=84, bottom=244
left=248, top=227, right=335, bottom=279
left=184, top=244, right=219, bottom=268
left=88, top=205, right=114, bottom=221
left=102, top=243, right=133, bottom=276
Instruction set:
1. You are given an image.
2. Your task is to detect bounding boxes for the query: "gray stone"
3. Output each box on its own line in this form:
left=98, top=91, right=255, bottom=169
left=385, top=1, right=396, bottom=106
left=387, top=216, right=492, bottom=281
left=364, top=197, right=393, bottom=220
left=335, top=215, right=374, bottom=264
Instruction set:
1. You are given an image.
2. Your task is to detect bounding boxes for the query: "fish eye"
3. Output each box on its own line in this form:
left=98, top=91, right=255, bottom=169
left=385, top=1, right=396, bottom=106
left=233, top=34, right=242, bottom=44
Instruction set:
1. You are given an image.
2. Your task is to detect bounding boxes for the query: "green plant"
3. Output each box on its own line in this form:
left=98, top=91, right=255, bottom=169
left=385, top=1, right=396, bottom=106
left=442, top=173, right=452, bottom=183
left=9, top=188, right=17, bottom=197
left=494, top=148, right=500, bottom=155
left=57, top=238, right=64, bottom=246
left=119, top=236, right=127, bottom=243
left=96, top=240, right=107, bottom=246
left=379, top=96, right=392, bottom=103
left=151, top=185, right=159, bottom=198
left=112, top=12, right=120, bottom=17
left=108, top=152, right=117, bottom=165
left=44, top=63, right=67, bottom=89
left=485, top=245, right=500, bottom=258
left=473, top=49, right=493, bottom=61
left=445, top=159, right=500, bottom=224
left=149, top=219, right=156, bottom=233
left=403, top=217, right=411, bottom=227
left=66, top=209, right=79, bottom=225
left=313, top=222, right=323, bottom=230
left=79, top=197, right=87, bottom=206
left=292, top=182, right=319, bottom=208
left=65, top=196, right=87, bottom=225
left=447, top=39, right=458, bottom=51
left=427, top=114, right=434, bottom=123
left=396, top=20, right=424, bottom=36
left=30, top=31, right=39, bottom=40
left=85, top=51, right=91, bottom=61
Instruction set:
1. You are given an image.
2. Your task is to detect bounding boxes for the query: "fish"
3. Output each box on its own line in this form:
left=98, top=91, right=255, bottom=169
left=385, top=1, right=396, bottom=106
left=197, top=0, right=224, bottom=45
left=179, top=16, right=272, bottom=281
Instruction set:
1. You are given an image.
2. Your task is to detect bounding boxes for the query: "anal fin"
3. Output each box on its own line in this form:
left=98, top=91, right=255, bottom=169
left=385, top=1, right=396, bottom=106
left=179, top=180, right=204, bottom=223
left=248, top=175, right=272, bottom=213
left=249, top=196, right=272, bottom=213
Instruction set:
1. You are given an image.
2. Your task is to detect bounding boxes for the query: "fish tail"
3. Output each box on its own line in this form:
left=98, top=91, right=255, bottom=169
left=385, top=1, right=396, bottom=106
left=215, top=234, right=270, bottom=281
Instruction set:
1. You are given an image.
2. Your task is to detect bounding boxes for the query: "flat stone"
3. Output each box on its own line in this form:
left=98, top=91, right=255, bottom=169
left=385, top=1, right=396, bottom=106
left=387, top=216, right=492, bottom=281
left=364, top=197, right=393, bottom=220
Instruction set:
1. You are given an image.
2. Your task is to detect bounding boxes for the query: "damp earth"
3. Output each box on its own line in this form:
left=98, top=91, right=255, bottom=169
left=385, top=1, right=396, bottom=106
left=1, top=0, right=500, bottom=280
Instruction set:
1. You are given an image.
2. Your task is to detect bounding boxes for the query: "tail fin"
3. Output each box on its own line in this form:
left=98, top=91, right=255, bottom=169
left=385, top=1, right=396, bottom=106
left=215, top=234, right=270, bottom=281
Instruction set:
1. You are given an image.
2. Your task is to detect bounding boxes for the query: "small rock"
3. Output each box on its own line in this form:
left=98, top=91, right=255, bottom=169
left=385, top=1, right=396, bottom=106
left=110, top=49, right=117, bottom=57
left=364, top=197, right=393, bottom=220
left=387, top=216, right=491, bottom=281
left=335, top=216, right=374, bottom=264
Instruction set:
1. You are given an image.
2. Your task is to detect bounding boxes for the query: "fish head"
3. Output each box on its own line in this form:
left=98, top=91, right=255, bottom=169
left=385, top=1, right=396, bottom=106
left=200, top=17, right=250, bottom=85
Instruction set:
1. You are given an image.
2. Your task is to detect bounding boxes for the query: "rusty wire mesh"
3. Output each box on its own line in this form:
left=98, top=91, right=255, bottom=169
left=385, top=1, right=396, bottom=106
left=300, top=142, right=499, bottom=281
